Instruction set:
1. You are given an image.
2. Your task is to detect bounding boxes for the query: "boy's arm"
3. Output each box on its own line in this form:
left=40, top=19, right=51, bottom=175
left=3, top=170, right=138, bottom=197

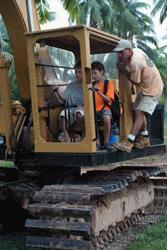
left=94, top=86, right=112, bottom=104
left=53, top=85, right=65, bottom=104
left=98, top=91, right=111, bottom=103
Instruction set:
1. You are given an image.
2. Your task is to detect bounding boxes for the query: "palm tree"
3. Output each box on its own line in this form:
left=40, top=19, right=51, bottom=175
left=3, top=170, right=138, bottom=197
left=61, top=0, right=157, bottom=71
left=0, top=0, right=55, bottom=100
left=35, top=0, right=55, bottom=24
left=61, top=0, right=157, bottom=46
left=152, top=0, right=167, bottom=24
left=61, top=0, right=114, bottom=31
left=111, top=0, right=156, bottom=44
left=150, top=48, right=167, bottom=83
left=0, top=16, right=19, bottom=100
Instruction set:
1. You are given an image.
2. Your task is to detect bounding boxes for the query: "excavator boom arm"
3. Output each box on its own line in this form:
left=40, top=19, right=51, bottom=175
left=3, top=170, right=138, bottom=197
left=0, top=0, right=39, bottom=100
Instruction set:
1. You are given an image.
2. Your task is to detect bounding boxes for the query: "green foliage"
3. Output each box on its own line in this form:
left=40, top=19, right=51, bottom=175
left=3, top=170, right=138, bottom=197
left=0, top=1, right=55, bottom=100
left=61, top=0, right=79, bottom=24
left=152, top=0, right=167, bottom=24
left=0, top=160, right=15, bottom=168
left=35, top=0, right=56, bottom=24
left=61, top=0, right=156, bottom=42
left=0, top=16, right=20, bottom=100
left=126, top=217, right=167, bottom=250
left=62, top=0, right=115, bottom=30
left=61, top=0, right=167, bottom=90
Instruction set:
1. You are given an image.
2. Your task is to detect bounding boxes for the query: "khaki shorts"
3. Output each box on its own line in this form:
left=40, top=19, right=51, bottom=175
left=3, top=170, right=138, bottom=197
left=96, top=109, right=112, bottom=121
left=133, top=92, right=160, bottom=115
left=60, top=107, right=84, bottom=125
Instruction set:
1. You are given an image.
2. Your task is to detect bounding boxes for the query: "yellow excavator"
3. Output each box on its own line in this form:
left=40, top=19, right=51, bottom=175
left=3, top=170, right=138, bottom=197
left=0, top=1, right=165, bottom=249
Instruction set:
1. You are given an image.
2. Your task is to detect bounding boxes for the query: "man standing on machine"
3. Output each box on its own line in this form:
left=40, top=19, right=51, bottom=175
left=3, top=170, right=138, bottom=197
left=113, top=39, right=163, bottom=152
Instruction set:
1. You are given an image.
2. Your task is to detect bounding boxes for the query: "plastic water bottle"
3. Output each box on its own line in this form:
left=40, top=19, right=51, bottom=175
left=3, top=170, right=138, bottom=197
left=109, top=123, right=119, bottom=144
left=0, top=135, right=4, bottom=145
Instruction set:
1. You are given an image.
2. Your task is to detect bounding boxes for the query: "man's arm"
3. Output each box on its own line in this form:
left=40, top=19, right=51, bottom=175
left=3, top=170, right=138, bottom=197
left=117, top=62, right=141, bottom=87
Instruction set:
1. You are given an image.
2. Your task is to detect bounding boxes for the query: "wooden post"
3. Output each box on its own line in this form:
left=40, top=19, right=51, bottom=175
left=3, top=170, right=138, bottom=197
left=119, top=72, right=133, bottom=141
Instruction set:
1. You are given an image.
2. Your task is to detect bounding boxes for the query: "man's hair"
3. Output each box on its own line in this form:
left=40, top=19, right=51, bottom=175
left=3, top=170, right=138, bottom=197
left=91, top=61, right=105, bottom=72
left=74, top=61, right=81, bottom=69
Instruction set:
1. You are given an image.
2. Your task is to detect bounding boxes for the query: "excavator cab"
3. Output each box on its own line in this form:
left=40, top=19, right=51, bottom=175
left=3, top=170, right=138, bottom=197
left=25, top=26, right=119, bottom=153
left=16, top=25, right=164, bottom=168
left=0, top=25, right=165, bottom=168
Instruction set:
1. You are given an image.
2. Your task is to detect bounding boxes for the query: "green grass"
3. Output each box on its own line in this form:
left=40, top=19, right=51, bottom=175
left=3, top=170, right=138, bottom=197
left=0, top=160, right=16, bottom=168
left=0, top=234, right=37, bottom=250
left=164, top=126, right=167, bottom=145
left=0, top=234, right=25, bottom=250
left=126, top=217, right=167, bottom=250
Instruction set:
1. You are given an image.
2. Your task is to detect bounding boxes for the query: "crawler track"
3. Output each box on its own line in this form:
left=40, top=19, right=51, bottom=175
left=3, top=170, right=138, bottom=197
left=150, top=176, right=167, bottom=214
left=106, top=176, right=167, bottom=250
left=106, top=212, right=164, bottom=250
left=25, top=166, right=164, bottom=250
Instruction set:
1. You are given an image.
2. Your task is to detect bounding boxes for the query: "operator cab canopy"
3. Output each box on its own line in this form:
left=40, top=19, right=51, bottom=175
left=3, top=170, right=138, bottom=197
left=23, top=25, right=164, bottom=166
left=26, top=25, right=119, bottom=54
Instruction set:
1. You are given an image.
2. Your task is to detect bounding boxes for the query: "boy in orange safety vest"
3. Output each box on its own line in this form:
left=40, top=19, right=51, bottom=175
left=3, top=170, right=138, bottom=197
left=91, top=61, right=117, bottom=152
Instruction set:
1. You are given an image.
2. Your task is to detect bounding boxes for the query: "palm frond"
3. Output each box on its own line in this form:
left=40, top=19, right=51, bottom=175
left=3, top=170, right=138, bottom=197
left=151, top=0, right=165, bottom=15
left=152, top=0, right=167, bottom=23
left=35, top=0, right=56, bottom=24
left=160, top=5, right=167, bottom=23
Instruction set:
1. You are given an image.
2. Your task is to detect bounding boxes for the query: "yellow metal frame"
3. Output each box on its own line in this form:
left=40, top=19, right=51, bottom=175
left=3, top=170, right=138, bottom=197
left=0, top=56, right=12, bottom=150
left=0, top=0, right=39, bottom=100
left=26, top=27, right=95, bottom=153
left=0, top=3, right=133, bottom=154
left=26, top=26, right=132, bottom=153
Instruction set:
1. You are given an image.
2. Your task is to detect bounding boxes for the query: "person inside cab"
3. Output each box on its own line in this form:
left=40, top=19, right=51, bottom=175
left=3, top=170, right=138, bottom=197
left=91, top=61, right=117, bottom=152
left=55, top=62, right=84, bottom=142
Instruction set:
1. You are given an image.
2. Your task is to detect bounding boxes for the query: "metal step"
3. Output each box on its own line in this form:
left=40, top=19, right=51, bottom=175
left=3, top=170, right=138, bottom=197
left=26, top=219, right=91, bottom=238
left=33, top=185, right=106, bottom=204
left=26, top=235, right=91, bottom=250
left=33, top=183, right=126, bottom=205
left=28, top=203, right=94, bottom=219
left=33, top=191, right=95, bottom=205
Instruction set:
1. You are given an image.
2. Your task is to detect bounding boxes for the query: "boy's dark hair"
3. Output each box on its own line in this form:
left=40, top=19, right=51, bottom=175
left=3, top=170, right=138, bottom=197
left=91, top=61, right=105, bottom=72
left=74, top=61, right=81, bottom=69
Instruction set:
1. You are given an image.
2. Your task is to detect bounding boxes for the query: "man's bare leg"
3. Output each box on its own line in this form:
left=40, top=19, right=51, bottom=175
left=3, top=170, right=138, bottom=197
left=130, top=110, right=145, bottom=136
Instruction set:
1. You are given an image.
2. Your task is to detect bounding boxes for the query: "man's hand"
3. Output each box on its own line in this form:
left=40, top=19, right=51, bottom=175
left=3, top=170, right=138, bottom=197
left=117, top=62, right=127, bottom=72
left=117, top=62, right=130, bottom=79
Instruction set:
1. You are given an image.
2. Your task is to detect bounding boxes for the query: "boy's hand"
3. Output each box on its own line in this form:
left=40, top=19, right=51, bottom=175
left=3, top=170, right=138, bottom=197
left=94, top=86, right=100, bottom=92
left=53, top=85, right=59, bottom=92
